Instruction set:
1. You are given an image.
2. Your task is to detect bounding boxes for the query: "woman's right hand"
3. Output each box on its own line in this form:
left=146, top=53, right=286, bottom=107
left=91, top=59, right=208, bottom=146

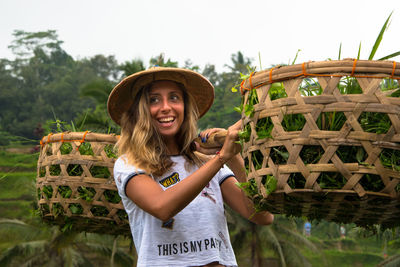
left=218, top=120, right=242, bottom=163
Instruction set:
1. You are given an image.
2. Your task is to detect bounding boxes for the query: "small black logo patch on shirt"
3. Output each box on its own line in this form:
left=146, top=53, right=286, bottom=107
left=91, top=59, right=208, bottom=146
left=161, top=218, right=175, bottom=230
left=159, top=172, right=180, bottom=188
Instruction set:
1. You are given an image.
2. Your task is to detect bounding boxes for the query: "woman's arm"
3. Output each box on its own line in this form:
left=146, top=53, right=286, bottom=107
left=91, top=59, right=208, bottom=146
left=125, top=155, right=223, bottom=221
left=221, top=154, right=274, bottom=225
left=125, top=122, right=241, bottom=222
left=197, top=121, right=274, bottom=225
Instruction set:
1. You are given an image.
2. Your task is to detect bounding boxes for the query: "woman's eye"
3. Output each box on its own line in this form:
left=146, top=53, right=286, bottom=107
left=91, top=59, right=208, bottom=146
left=170, top=94, right=180, bottom=101
left=149, top=97, right=159, bottom=104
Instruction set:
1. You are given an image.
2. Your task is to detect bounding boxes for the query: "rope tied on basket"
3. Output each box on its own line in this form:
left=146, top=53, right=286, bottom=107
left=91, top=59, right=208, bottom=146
left=40, top=133, right=53, bottom=148
left=240, top=72, right=255, bottom=94
left=76, top=130, right=89, bottom=151
left=269, top=67, right=275, bottom=84
left=351, top=59, right=357, bottom=76
left=40, top=131, right=91, bottom=148
left=391, top=61, right=397, bottom=79
left=302, top=62, right=307, bottom=76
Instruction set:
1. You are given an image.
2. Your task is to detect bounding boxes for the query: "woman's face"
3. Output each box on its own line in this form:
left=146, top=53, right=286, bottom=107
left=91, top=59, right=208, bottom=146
left=148, top=81, right=185, bottom=140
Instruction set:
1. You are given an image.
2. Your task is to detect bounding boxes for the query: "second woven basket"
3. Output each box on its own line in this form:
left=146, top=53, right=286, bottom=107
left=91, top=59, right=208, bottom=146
left=239, top=59, right=400, bottom=228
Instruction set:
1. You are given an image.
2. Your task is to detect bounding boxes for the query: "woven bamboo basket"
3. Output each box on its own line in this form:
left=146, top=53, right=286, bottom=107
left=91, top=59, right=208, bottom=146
left=239, top=59, right=400, bottom=228
left=36, top=131, right=128, bottom=235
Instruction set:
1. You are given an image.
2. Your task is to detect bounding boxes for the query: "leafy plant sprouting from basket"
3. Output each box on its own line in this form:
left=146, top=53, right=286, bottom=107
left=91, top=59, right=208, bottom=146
left=236, top=175, right=277, bottom=215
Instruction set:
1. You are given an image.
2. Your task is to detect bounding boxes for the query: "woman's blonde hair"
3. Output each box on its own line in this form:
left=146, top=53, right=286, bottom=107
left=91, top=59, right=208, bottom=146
left=115, top=81, right=203, bottom=176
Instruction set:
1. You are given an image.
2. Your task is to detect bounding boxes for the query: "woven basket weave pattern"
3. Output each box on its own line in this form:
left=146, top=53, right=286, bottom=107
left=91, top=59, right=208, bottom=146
left=241, top=59, right=400, bottom=228
left=36, top=132, right=129, bottom=235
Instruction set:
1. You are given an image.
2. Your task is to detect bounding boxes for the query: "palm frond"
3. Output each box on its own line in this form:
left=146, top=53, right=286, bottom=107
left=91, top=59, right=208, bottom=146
left=80, top=79, right=113, bottom=105
left=80, top=241, right=134, bottom=266
left=264, top=226, right=287, bottom=267
left=0, top=240, right=47, bottom=266
left=377, top=254, right=400, bottom=267
left=280, top=241, right=312, bottom=267
left=274, top=224, right=318, bottom=252
left=63, top=246, right=93, bottom=267
left=112, top=248, right=135, bottom=267
left=21, top=252, right=49, bottom=267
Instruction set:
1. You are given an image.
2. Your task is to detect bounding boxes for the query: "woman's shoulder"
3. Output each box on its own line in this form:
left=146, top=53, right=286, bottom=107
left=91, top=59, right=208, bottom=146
left=115, top=154, right=128, bottom=167
left=114, top=155, right=141, bottom=173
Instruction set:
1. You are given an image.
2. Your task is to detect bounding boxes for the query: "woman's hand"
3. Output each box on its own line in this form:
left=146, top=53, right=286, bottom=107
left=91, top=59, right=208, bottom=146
left=194, top=127, right=225, bottom=155
left=218, top=120, right=242, bottom=162
left=195, top=120, right=242, bottom=163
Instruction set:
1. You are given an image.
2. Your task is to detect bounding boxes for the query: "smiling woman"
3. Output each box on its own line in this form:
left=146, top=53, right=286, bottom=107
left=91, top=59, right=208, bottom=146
left=107, top=67, right=274, bottom=267
left=148, top=81, right=185, bottom=150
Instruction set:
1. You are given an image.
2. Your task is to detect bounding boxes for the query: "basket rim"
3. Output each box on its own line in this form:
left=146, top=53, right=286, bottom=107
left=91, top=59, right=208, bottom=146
left=241, top=59, right=400, bottom=93
left=40, top=131, right=119, bottom=147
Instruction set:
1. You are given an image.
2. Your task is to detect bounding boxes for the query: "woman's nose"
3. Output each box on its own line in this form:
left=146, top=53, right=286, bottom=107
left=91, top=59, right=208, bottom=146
left=160, top=98, right=171, bottom=112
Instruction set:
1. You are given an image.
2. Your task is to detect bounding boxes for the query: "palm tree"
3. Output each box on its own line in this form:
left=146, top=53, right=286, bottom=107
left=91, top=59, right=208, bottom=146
left=119, top=59, right=145, bottom=76
left=0, top=218, right=135, bottom=267
left=227, top=210, right=319, bottom=267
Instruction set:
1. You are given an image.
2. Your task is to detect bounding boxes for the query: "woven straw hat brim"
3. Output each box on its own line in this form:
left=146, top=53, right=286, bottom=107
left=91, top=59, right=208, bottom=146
left=107, top=67, right=214, bottom=125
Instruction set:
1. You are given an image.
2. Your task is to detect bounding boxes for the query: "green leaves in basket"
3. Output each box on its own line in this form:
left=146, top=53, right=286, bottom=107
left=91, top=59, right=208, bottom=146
left=238, top=123, right=251, bottom=144
left=316, top=111, right=346, bottom=131
left=236, top=175, right=277, bottom=213
left=380, top=148, right=400, bottom=171
left=256, top=117, right=273, bottom=139
left=264, top=175, right=278, bottom=195
left=269, top=82, right=287, bottom=100
left=58, top=186, right=72, bottom=198
left=237, top=178, right=258, bottom=198
left=233, top=103, right=243, bottom=114
left=52, top=203, right=63, bottom=218
left=243, top=87, right=259, bottom=117
left=42, top=185, right=53, bottom=199
left=104, top=144, right=117, bottom=158
left=78, top=186, right=95, bottom=202
left=231, top=66, right=257, bottom=93
left=244, top=103, right=254, bottom=117
left=60, top=142, right=73, bottom=154
left=78, top=142, right=94, bottom=156
left=359, top=112, right=391, bottom=134
left=69, top=203, right=83, bottom=214
left=103, top=190, right=121, bottom=204
left=337, top=77, right=362, bottom=94
left=282, top=113, right=306, bottom=132
left=299, top=78, right=322, bottom=96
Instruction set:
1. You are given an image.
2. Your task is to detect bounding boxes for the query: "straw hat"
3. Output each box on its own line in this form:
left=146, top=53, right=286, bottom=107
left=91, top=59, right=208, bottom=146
left=107, top=67, right=215, bottom=125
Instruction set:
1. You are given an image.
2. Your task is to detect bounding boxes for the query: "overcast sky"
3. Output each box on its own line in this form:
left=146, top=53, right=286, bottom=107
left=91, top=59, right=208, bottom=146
left=1, top=0, right=400, bottom=72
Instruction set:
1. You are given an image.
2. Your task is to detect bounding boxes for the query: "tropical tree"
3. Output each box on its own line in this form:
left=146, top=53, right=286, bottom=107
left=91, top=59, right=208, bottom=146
left=227, top=211, right=319, bottom=267
left=119, top=59, right=146, bottom=77
left=0, top=218, right=134, bottom=267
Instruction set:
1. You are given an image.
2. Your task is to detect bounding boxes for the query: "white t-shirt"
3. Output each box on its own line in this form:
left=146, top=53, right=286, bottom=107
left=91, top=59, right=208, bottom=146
left=114, top=155, right=238, bottom=267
